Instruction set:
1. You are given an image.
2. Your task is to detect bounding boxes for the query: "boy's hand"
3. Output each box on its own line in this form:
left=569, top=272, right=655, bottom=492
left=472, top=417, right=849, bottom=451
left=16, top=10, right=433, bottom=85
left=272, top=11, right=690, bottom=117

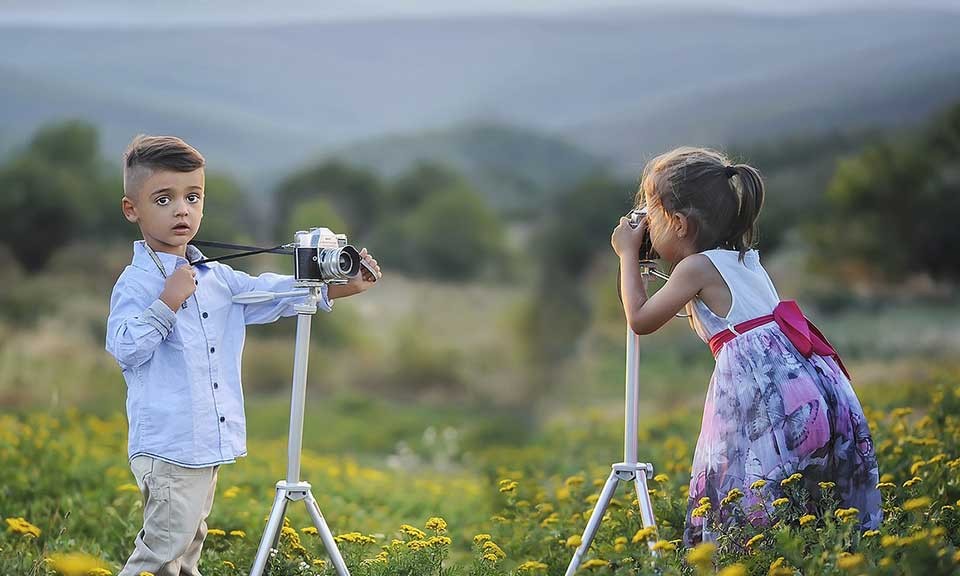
left=160, top=264, right=196, bottom=312
left=611, top=215, right=646, bottom=258
left=328, top=249, right=381, bottom=300
left=353, top=248, right=381, bottom=291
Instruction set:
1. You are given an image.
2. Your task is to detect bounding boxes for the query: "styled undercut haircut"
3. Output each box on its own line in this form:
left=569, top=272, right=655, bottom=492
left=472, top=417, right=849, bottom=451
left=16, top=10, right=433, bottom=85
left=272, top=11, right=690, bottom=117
left=123, top=134, right=205, bottom=199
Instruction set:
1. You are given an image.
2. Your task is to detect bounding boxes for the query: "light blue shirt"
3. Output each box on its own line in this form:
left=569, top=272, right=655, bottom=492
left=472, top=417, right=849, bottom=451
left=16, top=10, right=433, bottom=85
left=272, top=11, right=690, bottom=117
left=105, top=241, right=332, bottom=468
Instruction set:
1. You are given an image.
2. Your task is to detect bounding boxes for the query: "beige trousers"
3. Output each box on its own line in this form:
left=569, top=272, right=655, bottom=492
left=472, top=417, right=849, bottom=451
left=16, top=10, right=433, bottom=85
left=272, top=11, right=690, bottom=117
left=118, top=455, right=219, bottom=576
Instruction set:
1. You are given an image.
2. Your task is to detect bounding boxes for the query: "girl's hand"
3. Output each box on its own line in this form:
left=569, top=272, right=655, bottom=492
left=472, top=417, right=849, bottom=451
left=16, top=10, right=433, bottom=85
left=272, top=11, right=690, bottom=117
left=611, top=215, right=646, bottom=258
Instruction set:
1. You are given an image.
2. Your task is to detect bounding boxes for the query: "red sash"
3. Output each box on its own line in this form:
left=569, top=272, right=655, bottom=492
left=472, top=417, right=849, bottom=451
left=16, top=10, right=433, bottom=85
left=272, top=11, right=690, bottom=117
left=707, top=300, right=850, bottom=379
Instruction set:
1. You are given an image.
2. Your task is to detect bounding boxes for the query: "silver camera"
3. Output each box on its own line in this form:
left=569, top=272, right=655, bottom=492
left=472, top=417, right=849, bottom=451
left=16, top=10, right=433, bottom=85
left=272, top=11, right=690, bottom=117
left=293, top=228, right=376, bottom=285
left=628, top=207, right=659, bottom=261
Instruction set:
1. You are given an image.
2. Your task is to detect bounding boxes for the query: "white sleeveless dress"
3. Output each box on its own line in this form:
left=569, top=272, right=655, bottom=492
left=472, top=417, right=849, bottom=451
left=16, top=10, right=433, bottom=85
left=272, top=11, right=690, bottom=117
left=681, top=249, right=881, bottom=546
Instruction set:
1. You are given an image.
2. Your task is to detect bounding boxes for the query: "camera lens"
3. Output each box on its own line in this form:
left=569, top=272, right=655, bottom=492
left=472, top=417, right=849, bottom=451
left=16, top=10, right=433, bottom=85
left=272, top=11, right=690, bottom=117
left=338, top=252, right=352, bottom=272
left=318, top=246, right=362, bottom=281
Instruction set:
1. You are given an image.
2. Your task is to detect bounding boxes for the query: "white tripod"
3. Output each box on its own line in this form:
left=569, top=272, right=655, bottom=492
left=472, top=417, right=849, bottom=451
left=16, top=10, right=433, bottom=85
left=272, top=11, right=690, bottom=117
left=564, top=263, right=666, bottom=575
left=237, top=285, right=352, bottom=576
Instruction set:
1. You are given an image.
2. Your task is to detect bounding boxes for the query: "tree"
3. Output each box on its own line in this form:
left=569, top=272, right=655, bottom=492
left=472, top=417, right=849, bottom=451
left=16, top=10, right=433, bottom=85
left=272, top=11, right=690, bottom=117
left=0, top=155, right=81, bottom=271
left=400, top=185, right=506, bottom=280
left=0, top=120, right=108, bottom=271
left=811, top=101, right=960, bottom=283
left=198, top=173, right=256, bottom=243
left=273, top=160, right=383, bottom=239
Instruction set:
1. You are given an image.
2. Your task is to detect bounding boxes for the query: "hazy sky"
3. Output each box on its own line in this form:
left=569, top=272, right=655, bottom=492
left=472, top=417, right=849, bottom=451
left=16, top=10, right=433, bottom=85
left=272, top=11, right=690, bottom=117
left=1, top=0, right=957, bottom=25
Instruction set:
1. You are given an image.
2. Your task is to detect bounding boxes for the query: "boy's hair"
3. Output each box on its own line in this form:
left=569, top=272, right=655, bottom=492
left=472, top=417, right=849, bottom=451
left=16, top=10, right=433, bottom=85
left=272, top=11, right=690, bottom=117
left=634, top=146, right=764, bottom=261
left=123, top=134, right=205, bottom=198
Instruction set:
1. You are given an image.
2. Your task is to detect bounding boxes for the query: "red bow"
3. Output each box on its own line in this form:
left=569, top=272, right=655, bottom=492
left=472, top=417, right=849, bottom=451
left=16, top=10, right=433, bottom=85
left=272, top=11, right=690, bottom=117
left=709, top=300, right=850, bottom=379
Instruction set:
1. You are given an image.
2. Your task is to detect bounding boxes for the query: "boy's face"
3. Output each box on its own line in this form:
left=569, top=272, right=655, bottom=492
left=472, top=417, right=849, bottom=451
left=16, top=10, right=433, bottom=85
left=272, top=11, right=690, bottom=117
left=122, top=167, right=204, bottom=256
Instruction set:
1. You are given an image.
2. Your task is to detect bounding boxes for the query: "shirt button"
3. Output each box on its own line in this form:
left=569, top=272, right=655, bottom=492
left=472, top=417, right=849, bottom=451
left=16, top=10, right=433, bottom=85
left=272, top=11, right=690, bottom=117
left=213, top=382, right=219, bottom=389
left=202, top=312, right=208, bottom=319
left=210, top=347, right=215, bottom=353
left=219, top=416, right=225, bottom=423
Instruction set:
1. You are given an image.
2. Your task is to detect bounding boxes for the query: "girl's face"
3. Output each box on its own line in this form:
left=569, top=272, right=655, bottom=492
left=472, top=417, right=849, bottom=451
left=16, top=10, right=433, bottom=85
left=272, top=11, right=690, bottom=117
left=644, top=188, right=693, bottom=264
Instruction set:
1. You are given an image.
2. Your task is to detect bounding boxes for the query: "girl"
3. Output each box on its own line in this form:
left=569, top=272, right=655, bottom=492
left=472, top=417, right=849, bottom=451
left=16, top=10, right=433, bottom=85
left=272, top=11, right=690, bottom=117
left=610, top=147, right=881, bottom=546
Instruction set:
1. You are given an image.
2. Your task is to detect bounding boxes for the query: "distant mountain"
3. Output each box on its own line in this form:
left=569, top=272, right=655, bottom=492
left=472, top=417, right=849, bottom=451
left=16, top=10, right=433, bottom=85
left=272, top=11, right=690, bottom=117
left=1, top=8, right=959, bottom=190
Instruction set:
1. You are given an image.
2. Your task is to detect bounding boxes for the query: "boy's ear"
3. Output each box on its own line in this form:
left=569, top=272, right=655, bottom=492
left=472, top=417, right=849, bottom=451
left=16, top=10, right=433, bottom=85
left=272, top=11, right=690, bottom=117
left=121, top=195, right=139, bottom=223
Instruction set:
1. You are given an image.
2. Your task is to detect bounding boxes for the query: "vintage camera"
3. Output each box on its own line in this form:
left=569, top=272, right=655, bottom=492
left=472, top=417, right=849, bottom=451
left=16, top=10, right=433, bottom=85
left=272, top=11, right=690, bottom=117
left=293, top=228, right=377, bottom=285
left=628, top=207, right=659, bottom=261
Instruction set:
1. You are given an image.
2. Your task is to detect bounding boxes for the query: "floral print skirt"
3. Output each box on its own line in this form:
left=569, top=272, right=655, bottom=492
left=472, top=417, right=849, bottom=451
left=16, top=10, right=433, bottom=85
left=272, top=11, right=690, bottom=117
left=683, top=324, right=882, bottom=546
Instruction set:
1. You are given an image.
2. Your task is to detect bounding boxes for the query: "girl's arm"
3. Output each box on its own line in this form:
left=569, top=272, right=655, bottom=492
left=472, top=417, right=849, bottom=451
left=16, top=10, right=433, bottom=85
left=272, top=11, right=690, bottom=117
left=619, top=254, right=711, bottom=335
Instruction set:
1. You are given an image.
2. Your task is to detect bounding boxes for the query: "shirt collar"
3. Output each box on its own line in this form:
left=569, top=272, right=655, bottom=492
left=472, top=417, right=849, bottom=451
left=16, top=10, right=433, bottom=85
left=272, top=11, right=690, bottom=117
left=132, top=240, right=208, bottom=276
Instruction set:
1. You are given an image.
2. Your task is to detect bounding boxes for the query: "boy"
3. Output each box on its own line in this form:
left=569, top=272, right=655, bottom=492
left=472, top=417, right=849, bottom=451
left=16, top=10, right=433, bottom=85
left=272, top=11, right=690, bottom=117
left=106, top=135, right=381, bottom=576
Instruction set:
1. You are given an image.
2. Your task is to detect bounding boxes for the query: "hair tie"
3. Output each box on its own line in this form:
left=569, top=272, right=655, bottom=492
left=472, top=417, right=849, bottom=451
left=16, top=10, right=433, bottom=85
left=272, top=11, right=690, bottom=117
left=725, top=166, right=737, bottom=178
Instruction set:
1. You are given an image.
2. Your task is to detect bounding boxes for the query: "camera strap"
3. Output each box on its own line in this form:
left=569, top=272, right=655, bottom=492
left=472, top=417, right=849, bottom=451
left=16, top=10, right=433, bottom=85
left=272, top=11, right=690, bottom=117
left=188, top=240, right=293, bottom=266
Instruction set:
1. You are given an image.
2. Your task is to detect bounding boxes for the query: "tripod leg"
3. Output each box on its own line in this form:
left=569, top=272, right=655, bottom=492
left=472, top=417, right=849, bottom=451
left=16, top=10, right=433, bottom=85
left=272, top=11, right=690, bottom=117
left=304, top=490, right=351, bottom=576
left=270, top=499, right=289, bottom=550
left=249, top=488, right=289, bottom=576
left=633, top=472, right=659, bottom=554
left=564, top=470, right=619, bottom=576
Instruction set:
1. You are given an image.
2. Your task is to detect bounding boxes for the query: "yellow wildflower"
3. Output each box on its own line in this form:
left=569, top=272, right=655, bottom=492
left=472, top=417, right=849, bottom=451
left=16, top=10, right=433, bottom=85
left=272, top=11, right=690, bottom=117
left=903, top=496, right=932, bottom=512
left=837, top=553, right=864, bottom=570
left=631, top=526, right=656, bottom=543
left=876, top=482, right=896, bottom=490
left=473, top=533, right=492, bottom=545
left=780, top=473, right=802, bottom=487
left=750, top=479, right=767, bottom=491
left=651, top=540, right=676, bottom=552
left=399, top=524, right=426, bottom=539
left=903, top=476, right=923, bottom=488
left=46, top=552, right=104, bottom=576
left=817, top=481, right=835, bottom=490
left=482, top=553, right=500, bottom=562
left=565, top=475, right=585, bottom=488
left=483, top=541, right=506, bottom=559
left=772, top=498, right=790, bottom=507
left=117, top=483, right=140, bottom=493
left=565, top=535, right=582, bottom=548
left=863, top=530, right=880, bottom=538
left=799, top=514, right=816, bottom=526
left=834, top=507, right=860, bottom=522
left=721, top=488, right=744, bottom=507
left=425, top=517, right=447, bottom=532
left=718, top=564, right=747, bottom=576
left=654, top=473, right=669, bottom=483
left=746, top=534, right=764, bottom=548
left=498, top=479, right=518, bottom=493
left=207, top=528, right=226, bottom=537
left=5, top=517, right=41, bottom=538
left=686, top=542, right=716, bottom=568
left=222, top=561, right=235, bottom=569
left=223, top=486, right=241, bottom=499
left=517, top=560, right=549, bottom=571
left=581, top=559, right=608, bottom=568
left=229, top=530, right=245, bottom=538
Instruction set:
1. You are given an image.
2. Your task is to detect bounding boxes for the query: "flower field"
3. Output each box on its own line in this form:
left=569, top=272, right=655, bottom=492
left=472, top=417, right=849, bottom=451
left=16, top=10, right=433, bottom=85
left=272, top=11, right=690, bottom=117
left=2, top=373, right=959, bottom=576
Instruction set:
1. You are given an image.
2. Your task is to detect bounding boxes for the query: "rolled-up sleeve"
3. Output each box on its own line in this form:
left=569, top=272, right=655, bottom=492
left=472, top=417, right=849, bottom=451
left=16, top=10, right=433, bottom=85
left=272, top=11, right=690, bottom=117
left=220, top=266, right=332, bottom=325
left=106, top=280, right=177, bottom=371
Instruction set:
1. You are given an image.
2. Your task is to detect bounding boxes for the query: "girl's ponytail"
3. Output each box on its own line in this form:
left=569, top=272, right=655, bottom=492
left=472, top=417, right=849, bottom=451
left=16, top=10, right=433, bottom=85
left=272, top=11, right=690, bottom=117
left=726, top=163, right=765, bottom=261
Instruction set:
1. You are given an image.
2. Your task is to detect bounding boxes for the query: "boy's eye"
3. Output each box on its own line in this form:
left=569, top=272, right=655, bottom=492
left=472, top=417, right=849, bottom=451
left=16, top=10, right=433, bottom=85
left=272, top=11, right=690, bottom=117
left=156, top=196, right=169, bottom=206
left=187, top=194, right=201, bottom=203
